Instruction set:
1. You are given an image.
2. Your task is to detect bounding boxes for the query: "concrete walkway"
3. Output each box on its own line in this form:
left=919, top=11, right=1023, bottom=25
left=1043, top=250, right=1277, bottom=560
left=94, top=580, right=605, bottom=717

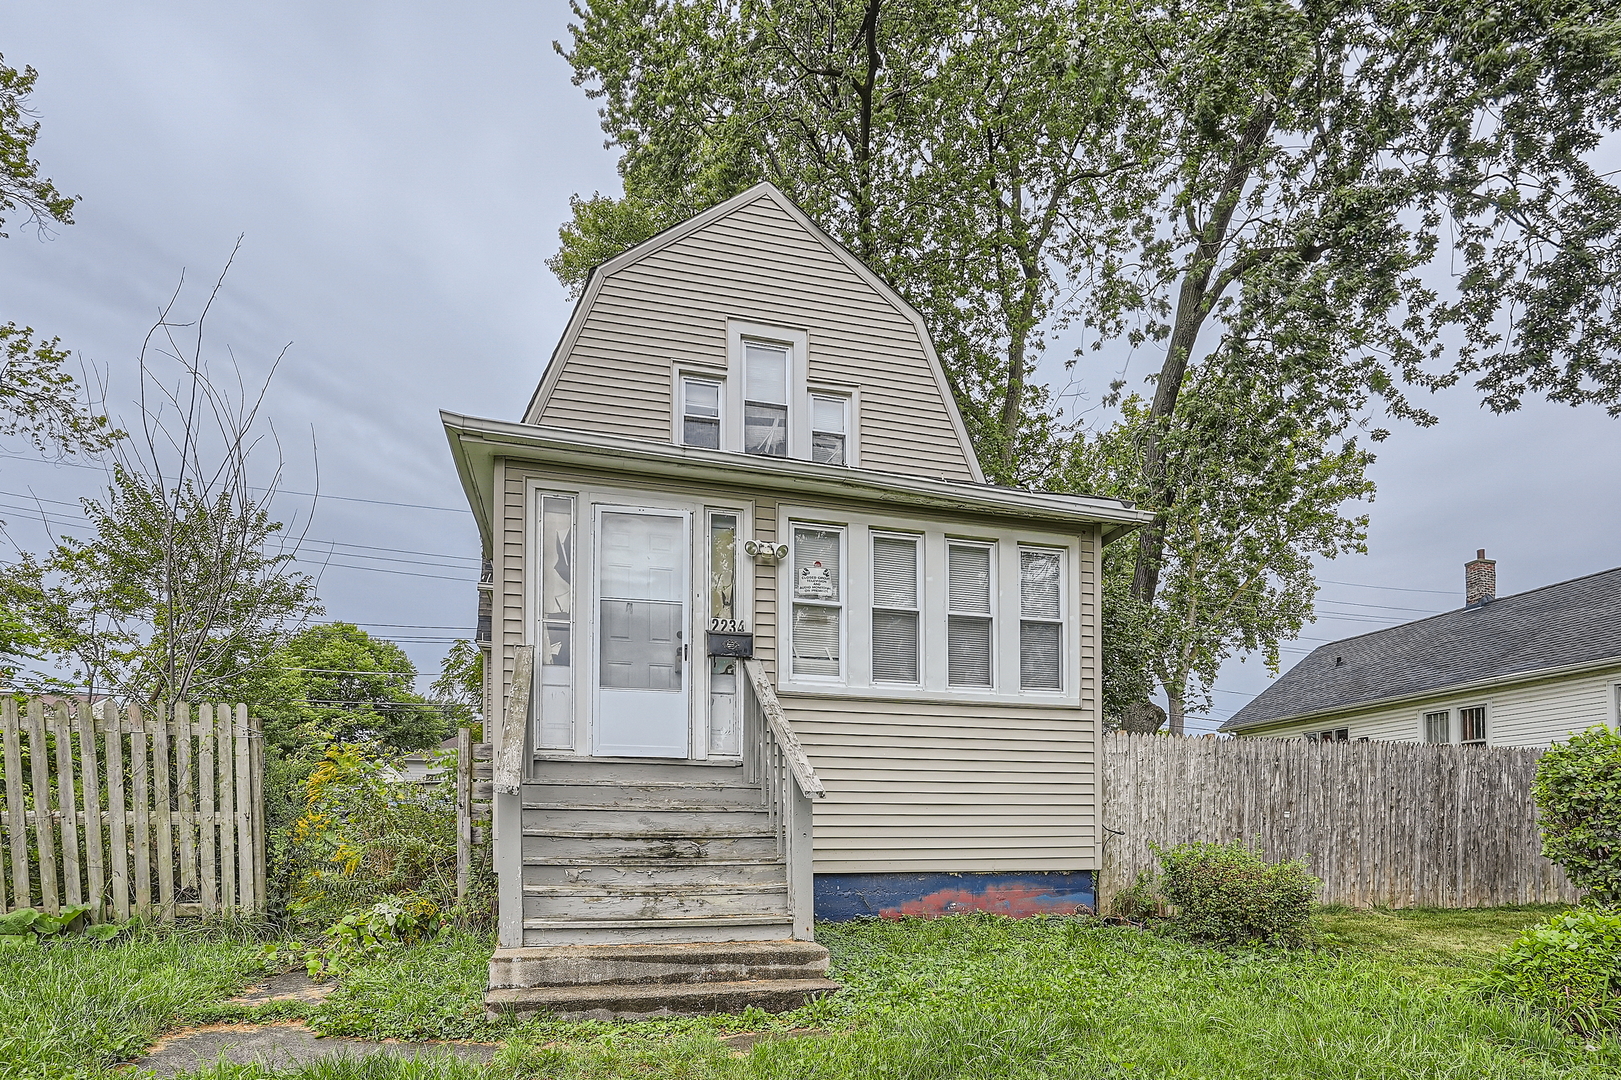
left=133, top=1022, right=501, bottom=1077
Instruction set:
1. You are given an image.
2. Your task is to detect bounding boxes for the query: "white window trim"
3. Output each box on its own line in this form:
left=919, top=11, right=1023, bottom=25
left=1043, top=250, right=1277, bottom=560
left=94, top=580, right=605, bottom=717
left=775, top=505, right=1084, bottom=707
left=785, top=520, right=847, bottom=683
left=1416, top=702, right=1492, bottom=745
left=697, top=503, right=753, bottom=759
left=670, top=365, right=728, bottom=450
left=1017, top=544, right=1067, bottom=693
left=808, top=383, right=860, bottom=468
left=947, top=538, right=998, bottom=691
left=526, top=481, right=585, bottom=755
left=727, top=320, right=810, bottom=459
left=1419, top=707, right=1451, bottom=745
left=870, top=529, right=923, bottom=685
left=1612, top=681, right=1621, bottom=733
left=1457, top=701, right=1490, bottom=746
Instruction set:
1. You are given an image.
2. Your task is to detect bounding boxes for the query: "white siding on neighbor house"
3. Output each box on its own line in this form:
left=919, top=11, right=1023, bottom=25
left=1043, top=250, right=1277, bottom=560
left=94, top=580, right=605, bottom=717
left=493, top=460, right=1104, bottom=871
left=1241, top=665, right=1621, bottom=747
left=533, top=195, right=979, bottom=483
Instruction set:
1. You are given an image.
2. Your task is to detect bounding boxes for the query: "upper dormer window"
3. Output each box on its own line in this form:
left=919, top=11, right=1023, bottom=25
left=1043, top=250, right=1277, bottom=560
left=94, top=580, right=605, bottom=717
left=743, top=342, right=790, bottom=457
left=681, top=376, right=722, bottom=449
left=811, top=394, right=848, bottom=465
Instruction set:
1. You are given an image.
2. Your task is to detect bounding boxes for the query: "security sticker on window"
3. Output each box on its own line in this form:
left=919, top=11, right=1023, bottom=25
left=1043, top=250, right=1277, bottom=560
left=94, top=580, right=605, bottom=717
left=797, top=560, right=834, bottom=601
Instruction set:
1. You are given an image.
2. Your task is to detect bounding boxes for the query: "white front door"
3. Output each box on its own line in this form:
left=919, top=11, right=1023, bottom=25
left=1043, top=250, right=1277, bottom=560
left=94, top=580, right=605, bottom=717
left=594, top=508, right=690, bottom=757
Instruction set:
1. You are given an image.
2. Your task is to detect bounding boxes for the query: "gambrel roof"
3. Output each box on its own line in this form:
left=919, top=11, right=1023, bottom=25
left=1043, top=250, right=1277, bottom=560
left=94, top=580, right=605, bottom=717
left=1223, top=565, right=1621, bottom=731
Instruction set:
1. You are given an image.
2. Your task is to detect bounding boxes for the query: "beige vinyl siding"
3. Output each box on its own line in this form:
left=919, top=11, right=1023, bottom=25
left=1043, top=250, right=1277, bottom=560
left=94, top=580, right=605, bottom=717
left=787, top=696, right=1095, bottom=873
left=1239, top=665, right=1621, bottom=747
left=537, top=197, right=977, bottom=482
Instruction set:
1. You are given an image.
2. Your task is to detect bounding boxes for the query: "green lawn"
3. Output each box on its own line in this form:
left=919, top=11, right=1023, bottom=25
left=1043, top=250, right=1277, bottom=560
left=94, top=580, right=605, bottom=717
left=5, top=907, right=1619, bottom=1080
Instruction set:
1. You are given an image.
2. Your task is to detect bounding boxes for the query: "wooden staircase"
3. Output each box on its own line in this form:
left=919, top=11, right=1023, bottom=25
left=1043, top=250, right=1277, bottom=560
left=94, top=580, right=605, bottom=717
left=486, top=655, right=835, bottom=1018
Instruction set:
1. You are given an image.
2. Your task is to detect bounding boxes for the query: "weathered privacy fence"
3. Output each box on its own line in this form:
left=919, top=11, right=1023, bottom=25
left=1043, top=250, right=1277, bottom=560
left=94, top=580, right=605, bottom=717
left=1100, top=733, right=1578, bottom=909
left=0, top=698, right=265, bottom=921
left=454, top=729, right=493, bottom=904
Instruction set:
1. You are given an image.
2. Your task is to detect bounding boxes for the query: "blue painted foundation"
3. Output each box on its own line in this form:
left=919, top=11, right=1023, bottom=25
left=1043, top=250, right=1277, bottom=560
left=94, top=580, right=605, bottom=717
left=814, top=871, right=1095, bottom=921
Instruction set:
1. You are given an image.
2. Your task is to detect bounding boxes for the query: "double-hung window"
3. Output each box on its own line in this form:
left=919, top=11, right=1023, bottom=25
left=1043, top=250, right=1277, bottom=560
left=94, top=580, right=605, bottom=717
left=791, top=526, right=843, bottom=677
left=871, top=534, right=920, bottom=682
left=947, top=542, right=994, bottom=687
left=1019, top=548, right=1063, bottom=690
left=1458, top=705, right=1487, bottom=745
left=680, top=377, right=722, bottom=449
left=1423, top=709, right=1450, bottom=744
left=811, top=394, right=849, bottom=465
left=744, top=342, right=790, bottom=457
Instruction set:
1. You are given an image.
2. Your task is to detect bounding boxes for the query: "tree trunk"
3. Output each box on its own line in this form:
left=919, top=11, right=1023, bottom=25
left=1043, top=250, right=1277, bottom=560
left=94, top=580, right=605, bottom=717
left=1166, top=689, right=1185, bottom=738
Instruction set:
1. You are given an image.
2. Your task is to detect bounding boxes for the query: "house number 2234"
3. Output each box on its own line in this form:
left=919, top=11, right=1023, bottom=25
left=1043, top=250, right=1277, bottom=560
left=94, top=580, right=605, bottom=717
left=709, top=618, right=746, bottom=634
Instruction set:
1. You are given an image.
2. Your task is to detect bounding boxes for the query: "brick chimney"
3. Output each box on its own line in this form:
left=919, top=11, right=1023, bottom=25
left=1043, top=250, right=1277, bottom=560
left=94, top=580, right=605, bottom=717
left=1465, top=549, right=1496, bottom=607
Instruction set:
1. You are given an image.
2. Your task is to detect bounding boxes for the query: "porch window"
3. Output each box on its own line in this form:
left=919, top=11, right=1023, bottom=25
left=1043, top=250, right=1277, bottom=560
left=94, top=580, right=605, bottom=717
left=536, top=494, right=575, bottom=749
left=870, top=533, right=920, bottom=682
left=744, top=342, right=790, bottom=457
left=947, top=542, right=994, bottom=687
left=1459, top=705, right=1487, bottom=745
left=681, top=377, right=722, bottom=450
left=707, top=512, right=741, bottom=755
left=791, top=526, right=842, bottom=677
left=1018, top=547, right=1063, bottom=690
left=811, top=394, right=848, bottom=465
left=1423, top=709, right=1449, bottom=744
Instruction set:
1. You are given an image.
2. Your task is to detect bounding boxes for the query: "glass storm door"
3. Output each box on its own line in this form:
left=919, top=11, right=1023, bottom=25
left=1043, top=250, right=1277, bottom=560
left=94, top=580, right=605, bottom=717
left=594, top=508, right=690, bottom=757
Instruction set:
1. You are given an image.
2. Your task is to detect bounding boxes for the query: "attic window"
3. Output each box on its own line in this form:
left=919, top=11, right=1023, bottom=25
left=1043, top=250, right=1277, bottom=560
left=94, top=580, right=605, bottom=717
left=681, top=377, right=722, bottom=450
left=811, top=394, right=848, bottom=465
left=743, top=342, right=789, bottom=457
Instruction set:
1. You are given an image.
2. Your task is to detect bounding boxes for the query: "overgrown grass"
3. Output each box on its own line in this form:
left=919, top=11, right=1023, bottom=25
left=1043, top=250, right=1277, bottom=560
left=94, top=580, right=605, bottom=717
left=11, top=907, right=1621, bottom=1080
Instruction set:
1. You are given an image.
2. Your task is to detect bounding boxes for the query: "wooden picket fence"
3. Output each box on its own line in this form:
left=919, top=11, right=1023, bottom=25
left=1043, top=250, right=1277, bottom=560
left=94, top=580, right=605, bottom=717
left=0, top=698, right=264, bottom=921
left=1099, top=732, right=1579, bottom=909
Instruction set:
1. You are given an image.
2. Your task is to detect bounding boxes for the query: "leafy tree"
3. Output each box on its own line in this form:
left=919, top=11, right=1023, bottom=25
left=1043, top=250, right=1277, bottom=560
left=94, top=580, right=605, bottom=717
left=1079, top=0, right=1621, bottom=607
left=553, top=0, right=1157, bottom=483
left=1066, top=374, right=1373, bottom=733
left=429, top=638, right=484, bottom=737
left=249, top=623, right=447, bottom=755
left=0, top=54, right=113, bottom=460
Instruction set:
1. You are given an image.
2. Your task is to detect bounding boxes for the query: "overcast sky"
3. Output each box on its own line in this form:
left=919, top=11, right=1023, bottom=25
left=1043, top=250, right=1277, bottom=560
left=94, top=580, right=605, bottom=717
left=2, top=3, right=1617, bottom=727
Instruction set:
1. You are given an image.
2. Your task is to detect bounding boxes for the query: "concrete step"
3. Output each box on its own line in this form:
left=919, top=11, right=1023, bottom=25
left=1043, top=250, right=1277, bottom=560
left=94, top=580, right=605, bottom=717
left=524, top=857, right=787, bottom=889
left=524, top=883, right=788, bottom=922
left=520, top=914, right=795, bottom=947
left=489, top=940, right=830, bottom=989
left=485, top=977, right=840, bottom=1020
left=523, top=832, right=780, bottom=862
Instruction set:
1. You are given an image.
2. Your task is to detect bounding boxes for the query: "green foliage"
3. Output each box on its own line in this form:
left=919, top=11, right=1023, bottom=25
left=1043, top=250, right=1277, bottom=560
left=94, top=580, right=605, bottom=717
left=0, top=323, right=118, bottom=460
left=0, top=54, right=76, bottom=236
left=247, top=623, right=445, bottom=755
left=1106, top=872, right=1159, bottom=923
left=0, top=905, right=129, bottom=946
left=1533, top=725, right=1621, bottom=903
left=1477, top=908, right=1621, bottom=1035
left=1156, top=840, right=1319, bottom=946
left=294, top=896, right=449, bottom=979
left=306, top=926, right=500, bottom=1042
left=4, top=463, right=317, bottom=702
left=427, top=638, right=483, bottom=739
left=286, top=742, right=459, bottom=928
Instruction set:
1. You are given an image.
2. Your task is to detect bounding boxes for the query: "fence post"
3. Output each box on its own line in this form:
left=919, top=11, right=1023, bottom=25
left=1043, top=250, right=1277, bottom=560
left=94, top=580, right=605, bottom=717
left=250, top=714, right=266, bottom=914
left=50, top=702, right=82, bottom=909
left=456, top=727, right=472, bottom=905
left=233, top=704, right=255, bottom=915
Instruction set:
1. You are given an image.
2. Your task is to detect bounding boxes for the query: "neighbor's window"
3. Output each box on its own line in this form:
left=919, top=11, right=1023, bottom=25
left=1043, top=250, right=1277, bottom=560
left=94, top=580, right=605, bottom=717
left=744, top=342, right=790, bottom=457
left=1423, top=709, right=1450, bottom=744
left=1018, top=548, right=1063, bottom=690
left=791, top=526, right=842, bottom=678
left=681, top=377, right=722, bottom=450
left=536, top=494, right=575, bottom=749
left=1459, top=705, right=1487, bottom=745
left=947, top=542, right=994, bottom=687
left=871, top=533, right=920, bottom=683
left=811, top=394, right=848, bottom=465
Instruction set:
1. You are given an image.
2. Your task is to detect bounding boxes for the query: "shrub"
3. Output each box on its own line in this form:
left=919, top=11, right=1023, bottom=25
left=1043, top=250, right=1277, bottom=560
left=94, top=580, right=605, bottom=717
left=1155, top=840, right=1318, bottom=946
left=1532, top=726, right=1621, bottom=903
left=1477, top=907, right=1621, bottom=1034
left=1108, top=872, right=1160, bottom=922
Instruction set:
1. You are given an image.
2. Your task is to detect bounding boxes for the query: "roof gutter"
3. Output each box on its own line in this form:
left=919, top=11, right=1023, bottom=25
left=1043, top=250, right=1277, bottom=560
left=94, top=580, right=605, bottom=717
left=1223, top=653, right=1621, bottom=733
left=442, top=411, right=1153, bottom=551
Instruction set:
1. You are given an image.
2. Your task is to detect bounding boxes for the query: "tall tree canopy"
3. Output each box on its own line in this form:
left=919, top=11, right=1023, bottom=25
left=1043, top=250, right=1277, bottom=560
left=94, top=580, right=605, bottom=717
left=553, top=0, right=1621, bottom=726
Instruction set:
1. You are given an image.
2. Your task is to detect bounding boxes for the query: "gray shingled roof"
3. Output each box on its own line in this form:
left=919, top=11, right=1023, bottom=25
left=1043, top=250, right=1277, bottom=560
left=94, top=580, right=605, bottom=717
left=1222, top=566, right=1621, bottom=732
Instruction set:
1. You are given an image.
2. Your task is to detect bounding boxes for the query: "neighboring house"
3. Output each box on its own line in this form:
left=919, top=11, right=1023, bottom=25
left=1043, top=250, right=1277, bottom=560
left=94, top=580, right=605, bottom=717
left=1222, top=552, right=1621, bottom=746
left=441, top=182, right=1151, bottom=1014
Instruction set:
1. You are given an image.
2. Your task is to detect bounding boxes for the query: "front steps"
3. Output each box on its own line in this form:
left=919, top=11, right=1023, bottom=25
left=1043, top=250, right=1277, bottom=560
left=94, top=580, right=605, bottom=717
left=492, top=756, right=836, bottom=1015
left=485, top=940, right=838, bottom=1019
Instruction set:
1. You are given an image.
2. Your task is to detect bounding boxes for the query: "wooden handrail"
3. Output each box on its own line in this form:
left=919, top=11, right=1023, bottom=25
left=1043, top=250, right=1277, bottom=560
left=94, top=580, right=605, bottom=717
left=493, top=644, right=533, bottom=796
left=741, top=658, right=825, bottom=799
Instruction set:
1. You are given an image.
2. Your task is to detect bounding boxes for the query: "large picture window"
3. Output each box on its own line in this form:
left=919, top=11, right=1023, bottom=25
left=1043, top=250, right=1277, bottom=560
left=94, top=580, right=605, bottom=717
left=791, top=526, right=843, bottom=678
left=871, top=533, right=920, bottom=683
left=947, top=542, right=994, bottom=687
